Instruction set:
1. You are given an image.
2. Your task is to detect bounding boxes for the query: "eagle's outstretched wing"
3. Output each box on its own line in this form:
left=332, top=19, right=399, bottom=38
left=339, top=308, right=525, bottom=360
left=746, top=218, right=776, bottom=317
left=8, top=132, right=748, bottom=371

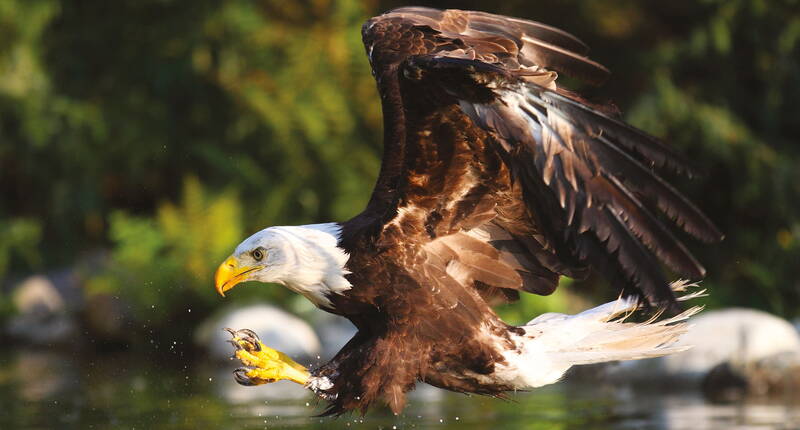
left=345, top=7, right=721, bottom=313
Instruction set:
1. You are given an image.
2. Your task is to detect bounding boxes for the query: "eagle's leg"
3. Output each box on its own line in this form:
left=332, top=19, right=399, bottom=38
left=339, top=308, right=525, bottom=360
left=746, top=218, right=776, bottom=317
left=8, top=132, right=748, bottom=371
left=224, top=328, right=310, bottom=386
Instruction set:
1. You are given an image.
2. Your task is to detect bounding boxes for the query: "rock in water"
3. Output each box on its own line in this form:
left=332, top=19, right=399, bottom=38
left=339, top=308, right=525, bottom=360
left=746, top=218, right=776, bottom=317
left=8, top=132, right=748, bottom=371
left=12, top=275, right=66, bottom=313
left=665, top=308, right=800, bottom=377
left=7, top=275, right=77, bottom=345
left=607, top=308, right=800, bottom=390
left=197, top=304, right=321, bottom=362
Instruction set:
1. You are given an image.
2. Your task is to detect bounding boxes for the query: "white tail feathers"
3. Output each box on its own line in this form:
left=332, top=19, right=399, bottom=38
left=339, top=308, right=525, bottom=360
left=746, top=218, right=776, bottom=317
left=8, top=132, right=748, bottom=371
left=496, top=280, right=704, bottom=389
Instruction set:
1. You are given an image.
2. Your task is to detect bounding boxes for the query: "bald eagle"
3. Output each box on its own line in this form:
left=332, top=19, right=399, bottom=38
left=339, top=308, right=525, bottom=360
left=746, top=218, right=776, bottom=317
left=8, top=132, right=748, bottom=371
left=214, top=7, right=721, bottom=415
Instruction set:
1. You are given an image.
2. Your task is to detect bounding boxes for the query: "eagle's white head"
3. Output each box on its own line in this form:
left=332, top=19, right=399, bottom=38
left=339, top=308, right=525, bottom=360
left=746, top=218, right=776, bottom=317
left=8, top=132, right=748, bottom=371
left=214, top=223, right=351, bottom=308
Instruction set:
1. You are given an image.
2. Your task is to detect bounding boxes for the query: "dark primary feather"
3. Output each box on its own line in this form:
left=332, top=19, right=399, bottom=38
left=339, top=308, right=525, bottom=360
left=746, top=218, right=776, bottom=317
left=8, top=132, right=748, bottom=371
left=406, top=56, right=706, bottom=308
left=384, top=34, right=722, bottom=308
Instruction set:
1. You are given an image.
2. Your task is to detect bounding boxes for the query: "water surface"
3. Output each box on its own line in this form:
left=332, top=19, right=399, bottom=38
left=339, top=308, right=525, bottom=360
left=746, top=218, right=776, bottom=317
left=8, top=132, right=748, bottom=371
left=2, top=349, right=798, bottom=429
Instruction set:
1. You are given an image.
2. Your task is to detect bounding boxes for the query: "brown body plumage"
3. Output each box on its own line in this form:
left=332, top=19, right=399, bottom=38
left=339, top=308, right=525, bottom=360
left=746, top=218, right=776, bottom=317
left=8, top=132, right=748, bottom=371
left=219, top=7, right=722, bottom=416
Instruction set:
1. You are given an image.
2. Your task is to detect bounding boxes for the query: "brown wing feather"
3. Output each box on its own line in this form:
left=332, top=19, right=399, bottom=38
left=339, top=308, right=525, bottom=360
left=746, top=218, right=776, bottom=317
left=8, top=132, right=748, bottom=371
left=353, top=7, right=721, bottom=311
left=384, top=7, right=607, bottom=84
left=400, top=53, right=722, bottom=308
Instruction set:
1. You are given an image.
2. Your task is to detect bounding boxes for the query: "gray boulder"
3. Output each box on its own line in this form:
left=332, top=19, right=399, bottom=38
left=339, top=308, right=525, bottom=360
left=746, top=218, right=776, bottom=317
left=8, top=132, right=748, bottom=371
left=6, top=275, right=77, bottom=345
left=197, top=304, right=322, bottom=363
left=607, top=308, right=800, bottom=389
left=667, top=308, right=800, bottom=375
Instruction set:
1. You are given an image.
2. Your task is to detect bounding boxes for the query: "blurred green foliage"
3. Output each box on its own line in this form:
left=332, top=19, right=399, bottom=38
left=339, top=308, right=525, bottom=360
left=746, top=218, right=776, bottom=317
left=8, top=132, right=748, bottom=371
left=1, top=0, right=799, bottom=327
left=85, top=177, right=243, bottom=322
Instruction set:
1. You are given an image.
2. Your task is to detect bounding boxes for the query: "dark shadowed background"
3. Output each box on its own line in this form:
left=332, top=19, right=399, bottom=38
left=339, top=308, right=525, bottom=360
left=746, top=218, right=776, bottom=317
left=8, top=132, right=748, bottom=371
left=0, top=0, right=799, bottom=427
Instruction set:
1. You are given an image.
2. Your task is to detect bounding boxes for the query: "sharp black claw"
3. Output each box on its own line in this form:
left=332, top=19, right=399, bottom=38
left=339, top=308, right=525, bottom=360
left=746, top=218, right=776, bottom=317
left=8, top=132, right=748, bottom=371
left=237, top=329, right=261, bottom=348
left=233, top=367, right=275, bottom=386
left=238, top=328, right=259, bottom=340
left=223, top=328, right=264, bottom=352
left=233, top=368, right=256, bottom=386
left=224, top=328, right=262, bottom=352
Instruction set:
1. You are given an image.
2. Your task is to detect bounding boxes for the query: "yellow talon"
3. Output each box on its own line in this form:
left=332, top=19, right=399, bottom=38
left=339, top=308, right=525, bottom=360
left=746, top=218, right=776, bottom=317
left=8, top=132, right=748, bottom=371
left=226, top=328, right=311, bottom=386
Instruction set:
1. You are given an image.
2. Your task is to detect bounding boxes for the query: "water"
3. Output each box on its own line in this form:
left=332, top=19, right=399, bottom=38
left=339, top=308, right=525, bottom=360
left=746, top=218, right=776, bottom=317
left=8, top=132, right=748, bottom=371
left=2, top=349, right=799, bottom=429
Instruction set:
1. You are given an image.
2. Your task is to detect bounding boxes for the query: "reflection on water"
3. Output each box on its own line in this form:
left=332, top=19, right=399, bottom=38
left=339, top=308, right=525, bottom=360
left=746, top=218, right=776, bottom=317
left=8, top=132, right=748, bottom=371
left=1, top=349, right=799, bottom=429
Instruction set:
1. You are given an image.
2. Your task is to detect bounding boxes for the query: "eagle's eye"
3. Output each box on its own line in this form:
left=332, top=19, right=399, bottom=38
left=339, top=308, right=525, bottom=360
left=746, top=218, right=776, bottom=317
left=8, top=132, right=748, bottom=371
left=251, top=247, right=266, bottom=261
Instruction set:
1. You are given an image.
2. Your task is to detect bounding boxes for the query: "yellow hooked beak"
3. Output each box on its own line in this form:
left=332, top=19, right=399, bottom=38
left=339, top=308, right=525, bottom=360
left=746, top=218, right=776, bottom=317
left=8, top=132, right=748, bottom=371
left=215, top=256, right=261, bottom=297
